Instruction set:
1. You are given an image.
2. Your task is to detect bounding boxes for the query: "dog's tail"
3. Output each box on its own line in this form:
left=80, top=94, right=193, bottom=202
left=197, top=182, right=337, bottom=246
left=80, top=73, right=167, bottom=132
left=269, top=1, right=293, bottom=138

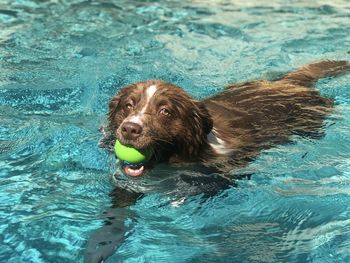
left=281, top=60, right=350, bottom=87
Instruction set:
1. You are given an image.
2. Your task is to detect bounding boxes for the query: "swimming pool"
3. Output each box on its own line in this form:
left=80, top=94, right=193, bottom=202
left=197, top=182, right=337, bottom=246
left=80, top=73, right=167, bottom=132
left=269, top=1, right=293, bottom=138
left=1, top=0, right=350, bottom=262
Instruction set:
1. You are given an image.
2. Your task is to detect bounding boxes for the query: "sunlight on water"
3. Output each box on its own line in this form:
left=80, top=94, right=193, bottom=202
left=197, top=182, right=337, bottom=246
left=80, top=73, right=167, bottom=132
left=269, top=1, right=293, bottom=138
left=0, top=0, right=350, bottom=262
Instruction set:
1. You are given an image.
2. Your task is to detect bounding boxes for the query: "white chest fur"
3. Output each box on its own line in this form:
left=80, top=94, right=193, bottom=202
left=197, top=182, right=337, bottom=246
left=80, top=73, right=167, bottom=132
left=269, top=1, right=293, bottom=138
left=207, top=129, right=233, bottom=155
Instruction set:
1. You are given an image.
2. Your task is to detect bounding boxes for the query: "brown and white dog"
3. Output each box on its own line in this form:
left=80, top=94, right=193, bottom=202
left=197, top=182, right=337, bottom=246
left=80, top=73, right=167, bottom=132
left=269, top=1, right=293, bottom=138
left=102, top=60, right=349, bottom=178
left=86, top=61, right=349, bottom=263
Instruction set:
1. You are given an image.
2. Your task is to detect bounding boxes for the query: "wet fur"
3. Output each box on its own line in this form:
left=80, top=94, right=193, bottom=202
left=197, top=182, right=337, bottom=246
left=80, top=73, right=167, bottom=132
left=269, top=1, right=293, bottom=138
left=86, top=61, right=350, bottom=263
left=104, top=60, right=349, bottom=171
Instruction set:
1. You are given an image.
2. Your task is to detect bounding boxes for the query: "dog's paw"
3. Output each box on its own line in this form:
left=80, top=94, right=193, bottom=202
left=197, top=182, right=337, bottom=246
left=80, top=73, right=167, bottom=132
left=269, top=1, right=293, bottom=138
left=84, top=240, right=116, bottom=263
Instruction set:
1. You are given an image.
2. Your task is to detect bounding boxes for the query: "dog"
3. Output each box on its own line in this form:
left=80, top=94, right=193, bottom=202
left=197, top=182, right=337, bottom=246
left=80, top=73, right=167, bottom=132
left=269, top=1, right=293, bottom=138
left=85, top=60, right=349, bottom=263
left=102, top=60, right=349, bottom=176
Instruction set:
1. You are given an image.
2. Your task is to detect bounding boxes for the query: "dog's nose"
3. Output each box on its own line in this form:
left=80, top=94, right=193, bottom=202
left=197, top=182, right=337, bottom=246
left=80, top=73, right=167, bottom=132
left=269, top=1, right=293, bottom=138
left=121, top=122, right=143, bottom=140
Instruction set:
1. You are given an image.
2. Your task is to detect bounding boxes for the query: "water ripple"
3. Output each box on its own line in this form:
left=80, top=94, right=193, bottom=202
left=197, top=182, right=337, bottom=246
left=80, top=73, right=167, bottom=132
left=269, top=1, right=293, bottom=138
left=1, top=0, right=350, bottom=263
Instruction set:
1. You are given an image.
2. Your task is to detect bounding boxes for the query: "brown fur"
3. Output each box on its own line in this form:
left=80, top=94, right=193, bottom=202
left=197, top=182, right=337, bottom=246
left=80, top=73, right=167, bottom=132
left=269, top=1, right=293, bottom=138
left=86, top=61, right=349, bottom=263
left=104, top=61, right=349, bottom=173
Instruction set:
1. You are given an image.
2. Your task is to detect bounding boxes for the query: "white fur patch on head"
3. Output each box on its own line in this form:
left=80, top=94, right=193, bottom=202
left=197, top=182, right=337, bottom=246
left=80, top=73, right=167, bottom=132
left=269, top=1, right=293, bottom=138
left=141, top=85, right=157, bottom=114
left=123, top=84, right=158, bottom=126
left=207, top=129, right=233, bottom=155
left=146, top=85, right=157, bottom=99
left=141, top=85, right=157, bottom=115
left=127, top=115, right=143, bottom=125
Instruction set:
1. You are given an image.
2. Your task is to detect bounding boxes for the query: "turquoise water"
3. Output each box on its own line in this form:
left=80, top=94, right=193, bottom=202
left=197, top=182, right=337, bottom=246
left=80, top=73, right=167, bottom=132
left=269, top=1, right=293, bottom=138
left=1, top=0, right=350, bottom=262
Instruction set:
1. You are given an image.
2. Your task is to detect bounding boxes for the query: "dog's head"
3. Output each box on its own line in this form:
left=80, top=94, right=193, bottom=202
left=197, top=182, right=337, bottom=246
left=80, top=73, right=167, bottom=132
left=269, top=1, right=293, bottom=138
left=108, top=80, right=213, bottom=177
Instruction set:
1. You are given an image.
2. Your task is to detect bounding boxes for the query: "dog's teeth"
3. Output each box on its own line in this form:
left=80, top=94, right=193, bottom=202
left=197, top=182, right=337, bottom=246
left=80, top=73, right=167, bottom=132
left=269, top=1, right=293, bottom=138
left=124, top=165, right=145, bottom=177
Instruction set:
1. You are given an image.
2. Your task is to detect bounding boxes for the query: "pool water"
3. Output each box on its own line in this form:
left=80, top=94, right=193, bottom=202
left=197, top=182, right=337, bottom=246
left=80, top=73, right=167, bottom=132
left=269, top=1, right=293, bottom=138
left=1, top=0, right=350, bottom=262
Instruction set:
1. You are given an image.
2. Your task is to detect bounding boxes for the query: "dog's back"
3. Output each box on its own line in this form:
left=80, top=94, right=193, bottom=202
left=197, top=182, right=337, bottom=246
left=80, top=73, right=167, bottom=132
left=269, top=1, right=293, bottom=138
left=204, top=61, right=349, bottom=166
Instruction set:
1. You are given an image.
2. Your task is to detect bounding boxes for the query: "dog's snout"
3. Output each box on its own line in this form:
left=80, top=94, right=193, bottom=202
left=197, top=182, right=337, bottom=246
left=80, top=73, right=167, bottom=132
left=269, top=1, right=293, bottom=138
left=121, top=122, right=143, bottom=140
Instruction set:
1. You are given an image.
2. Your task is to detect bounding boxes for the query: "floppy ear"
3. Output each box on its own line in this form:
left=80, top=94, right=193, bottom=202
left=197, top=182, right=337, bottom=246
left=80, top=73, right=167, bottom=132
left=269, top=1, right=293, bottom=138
left=98, top=95, right=120, bottom=150
left=195, top=101, right=213, bottom=135
left=108, top=94, right=121, bottom=122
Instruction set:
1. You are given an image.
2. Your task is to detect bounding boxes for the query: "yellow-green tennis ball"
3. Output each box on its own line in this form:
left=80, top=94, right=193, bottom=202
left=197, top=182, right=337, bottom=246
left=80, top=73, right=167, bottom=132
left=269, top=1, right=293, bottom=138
left=114, top=140, right=151, bottom=164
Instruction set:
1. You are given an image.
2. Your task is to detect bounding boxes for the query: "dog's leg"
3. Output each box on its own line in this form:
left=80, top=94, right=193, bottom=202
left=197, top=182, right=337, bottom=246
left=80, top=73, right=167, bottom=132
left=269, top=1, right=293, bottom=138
left=84, top=187, right=143, bottom=263
left=83, top=208, right=134, bottom=263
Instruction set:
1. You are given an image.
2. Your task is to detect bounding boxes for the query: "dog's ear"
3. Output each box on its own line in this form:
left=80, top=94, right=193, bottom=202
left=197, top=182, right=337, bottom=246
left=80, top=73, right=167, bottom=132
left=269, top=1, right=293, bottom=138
left=195, top=101, right=213, bottom=135
left=108, top=94, right=121, bottom=122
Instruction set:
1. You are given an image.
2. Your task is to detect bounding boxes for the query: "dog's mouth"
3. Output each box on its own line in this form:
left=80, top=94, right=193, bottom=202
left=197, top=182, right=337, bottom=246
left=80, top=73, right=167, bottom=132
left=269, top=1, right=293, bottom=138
left=115, top=137, right=155, bottom=177
left=122, top=162, right=147, bottom=177
left=120, top=153, right=156, bottom=177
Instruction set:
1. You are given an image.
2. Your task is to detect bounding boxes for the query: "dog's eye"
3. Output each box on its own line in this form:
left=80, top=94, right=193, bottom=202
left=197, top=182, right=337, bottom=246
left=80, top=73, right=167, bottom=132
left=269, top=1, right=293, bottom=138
left=125, top=103, right=133, bottom=110
left=159, top=108, right=171, bottom=116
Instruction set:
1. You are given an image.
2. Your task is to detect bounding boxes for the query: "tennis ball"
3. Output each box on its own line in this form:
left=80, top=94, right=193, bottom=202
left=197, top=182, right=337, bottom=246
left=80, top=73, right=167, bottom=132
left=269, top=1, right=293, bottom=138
left=114, top=140, right=152, bottom=164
